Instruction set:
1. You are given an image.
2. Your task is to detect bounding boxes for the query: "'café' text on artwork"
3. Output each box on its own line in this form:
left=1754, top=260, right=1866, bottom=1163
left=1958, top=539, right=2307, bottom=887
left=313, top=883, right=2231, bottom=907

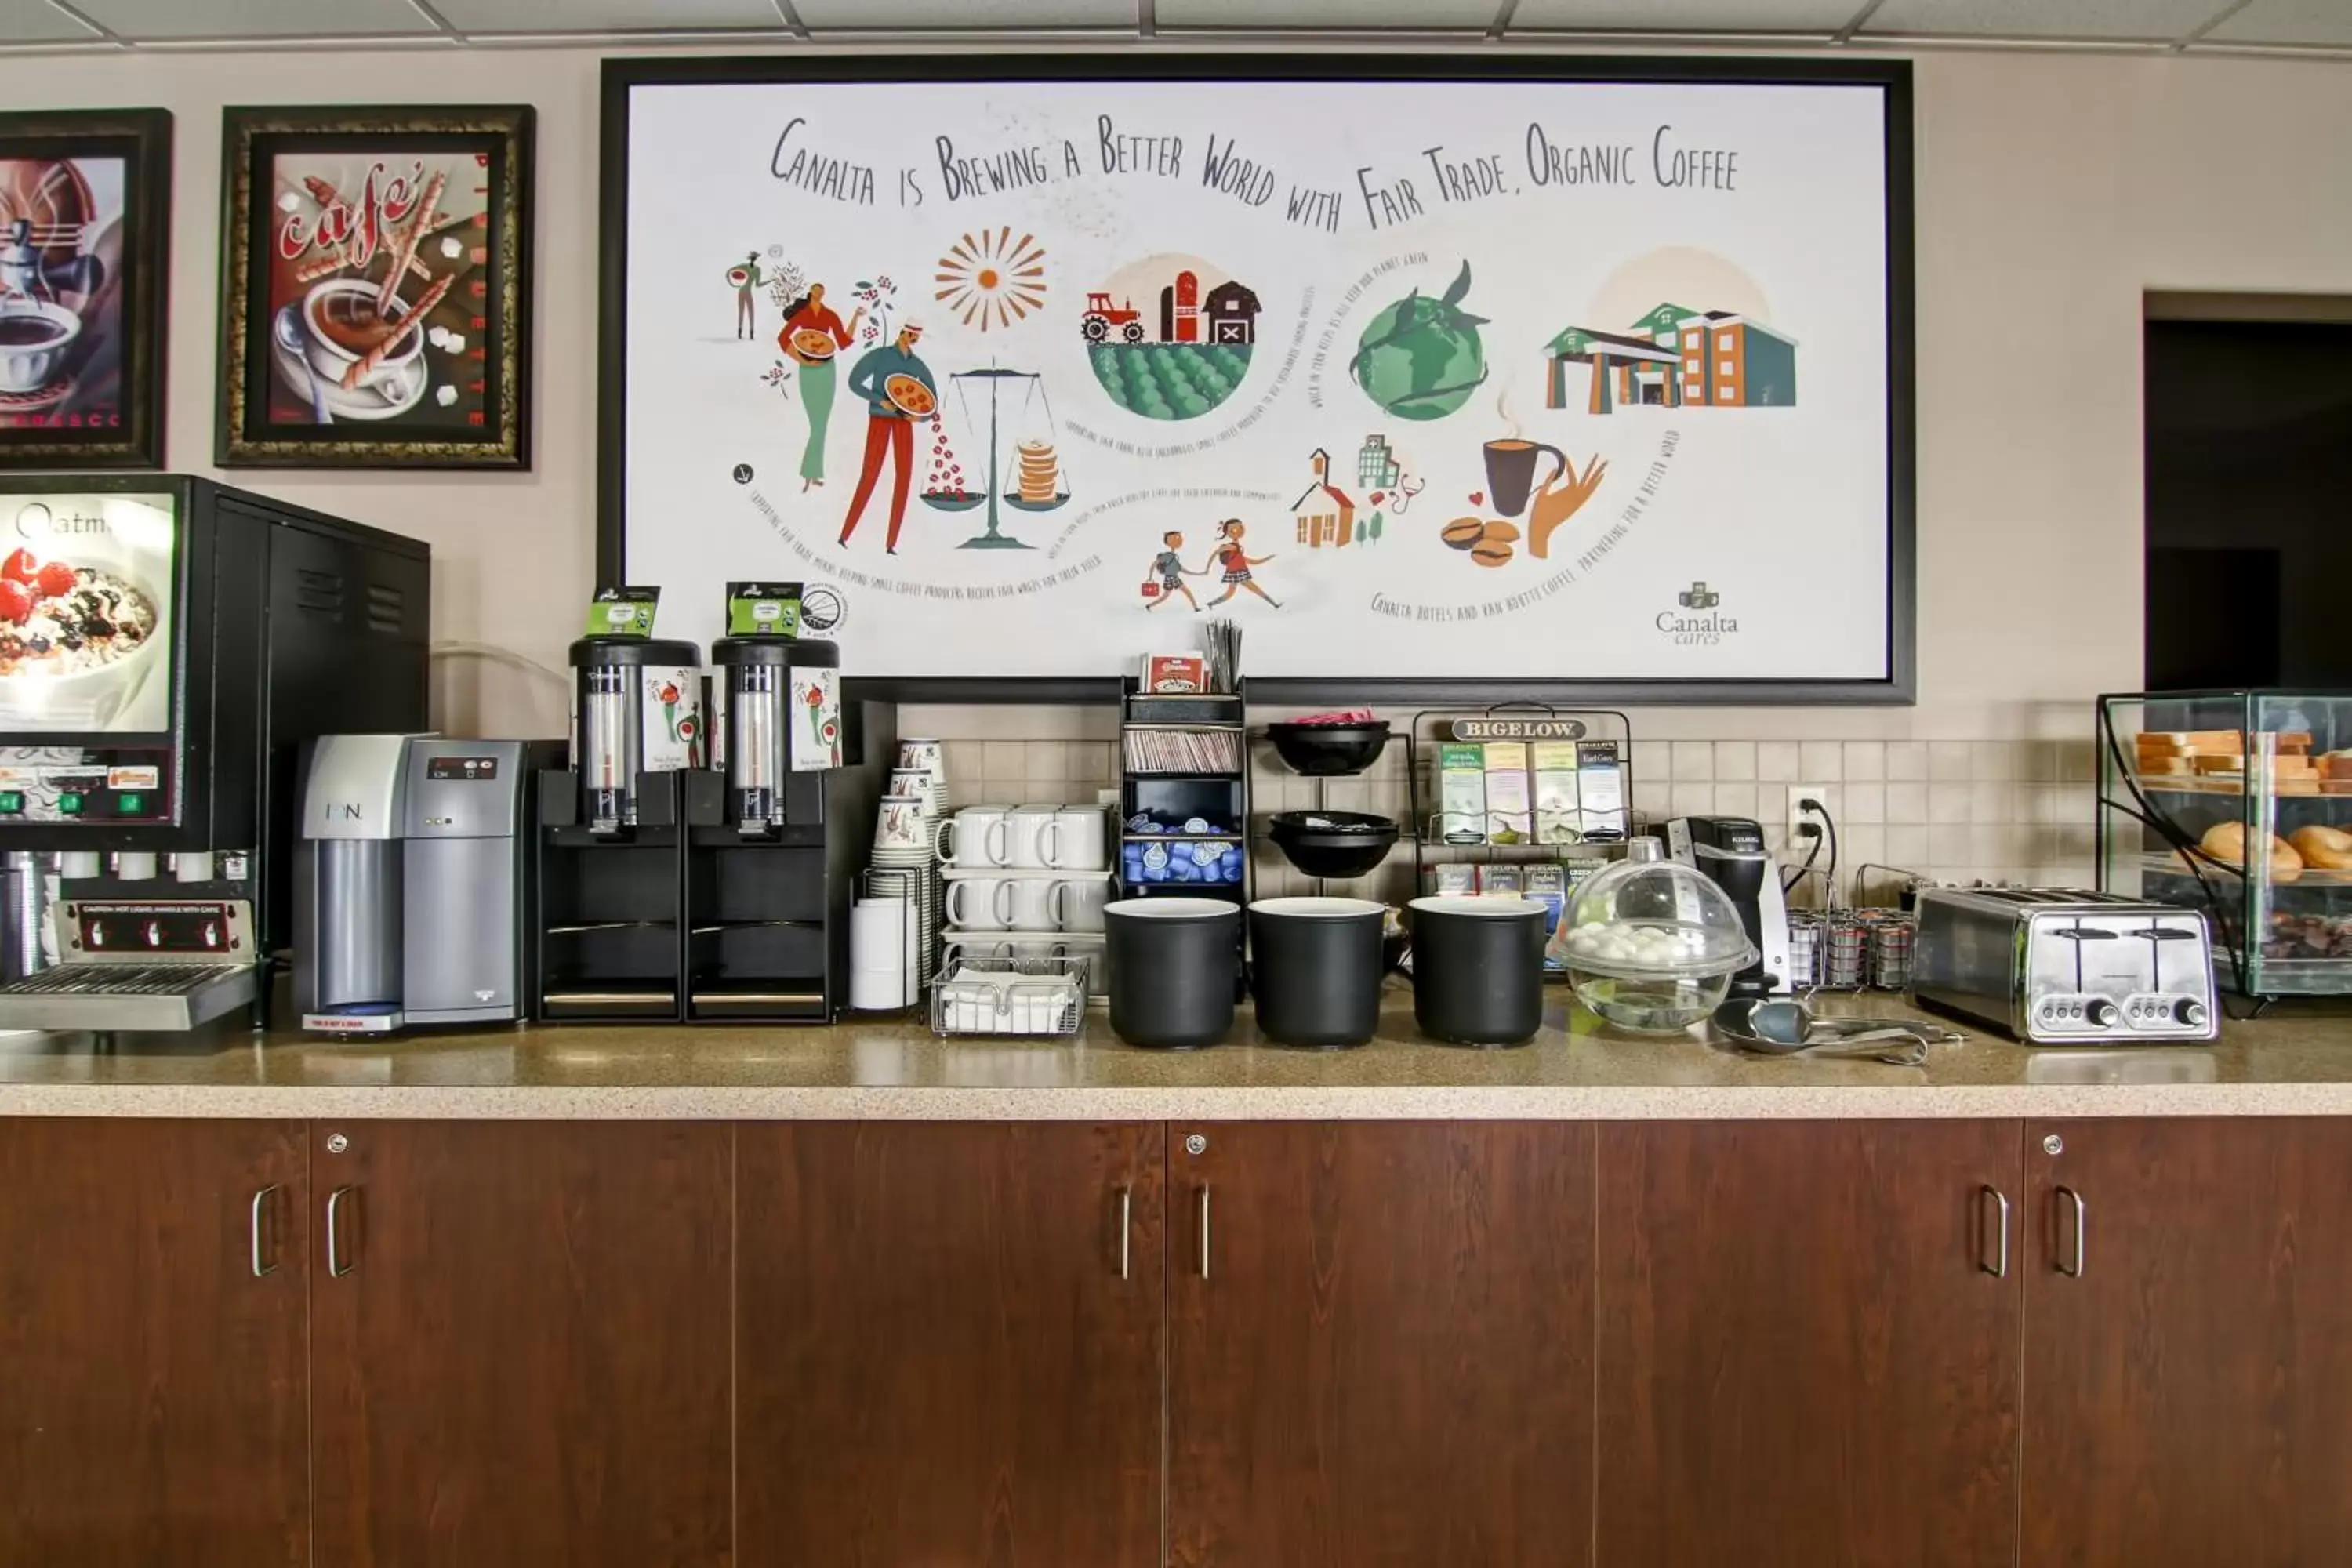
left=277, top=160, right=423, bottom=267
left=769, top=118, right=877, bottom=206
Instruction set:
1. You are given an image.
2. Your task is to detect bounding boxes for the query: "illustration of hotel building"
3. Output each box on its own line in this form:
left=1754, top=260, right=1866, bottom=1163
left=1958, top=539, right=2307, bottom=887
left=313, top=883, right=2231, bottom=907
left=1544, top=302, right=1798, bottom=414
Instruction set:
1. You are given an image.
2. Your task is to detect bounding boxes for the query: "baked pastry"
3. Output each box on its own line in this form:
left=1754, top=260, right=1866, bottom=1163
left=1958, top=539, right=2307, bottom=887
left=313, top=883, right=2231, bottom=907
left=2200, top=820, right=2303, bottom=883
left=2290, top=824, right=2352, bottom=871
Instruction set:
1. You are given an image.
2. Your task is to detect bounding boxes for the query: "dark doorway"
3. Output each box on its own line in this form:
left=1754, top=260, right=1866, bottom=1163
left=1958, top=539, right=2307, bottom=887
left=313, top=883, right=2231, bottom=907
left=2144, top=303, right=2352, bottom=688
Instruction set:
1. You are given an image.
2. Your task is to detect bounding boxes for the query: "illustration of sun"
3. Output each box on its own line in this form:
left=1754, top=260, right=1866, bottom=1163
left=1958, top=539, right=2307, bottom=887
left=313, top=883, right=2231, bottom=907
left=935, top=227, right=1047, bottom=331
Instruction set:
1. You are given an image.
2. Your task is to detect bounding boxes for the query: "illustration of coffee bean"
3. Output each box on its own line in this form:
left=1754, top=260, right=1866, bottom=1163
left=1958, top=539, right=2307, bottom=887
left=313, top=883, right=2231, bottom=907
left=1442, top=517, right=1485, bottom=550
left=1479, top=521, right=1520, bottom=544
left=1470, top=541, right=1512, bottom=567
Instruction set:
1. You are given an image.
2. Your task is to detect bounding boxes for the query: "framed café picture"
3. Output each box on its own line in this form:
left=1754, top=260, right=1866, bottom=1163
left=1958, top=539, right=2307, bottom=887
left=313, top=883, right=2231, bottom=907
left=217, top=104, right=532, bottom=468
left=0, top=109, right=172, bottom=471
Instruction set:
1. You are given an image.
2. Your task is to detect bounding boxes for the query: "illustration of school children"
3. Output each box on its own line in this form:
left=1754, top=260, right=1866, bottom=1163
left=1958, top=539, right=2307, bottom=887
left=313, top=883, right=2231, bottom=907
left=1145, top=529, right=1201, bottom=611
left=1202, top=519, right=1280, bottom=609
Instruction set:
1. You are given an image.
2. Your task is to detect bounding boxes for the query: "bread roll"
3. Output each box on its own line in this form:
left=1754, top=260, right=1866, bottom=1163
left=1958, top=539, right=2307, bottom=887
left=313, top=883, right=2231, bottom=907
left=2200, top=820, right=2303, bottom=883
left=2291, top=825, right=2352, bottom=871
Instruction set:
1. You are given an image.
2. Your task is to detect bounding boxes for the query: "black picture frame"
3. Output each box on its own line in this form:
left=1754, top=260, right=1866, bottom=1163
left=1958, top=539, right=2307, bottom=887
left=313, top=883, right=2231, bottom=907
left=217, top=103, right=532, bottom=469
left=0, top=108, right=172, bottom=472
left=600, top=55, right=1914, bottom=706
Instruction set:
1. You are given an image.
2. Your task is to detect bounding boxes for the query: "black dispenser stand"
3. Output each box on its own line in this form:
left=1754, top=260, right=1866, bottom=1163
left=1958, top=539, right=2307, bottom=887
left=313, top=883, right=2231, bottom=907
left=532, top=768, right=689, bottom=1022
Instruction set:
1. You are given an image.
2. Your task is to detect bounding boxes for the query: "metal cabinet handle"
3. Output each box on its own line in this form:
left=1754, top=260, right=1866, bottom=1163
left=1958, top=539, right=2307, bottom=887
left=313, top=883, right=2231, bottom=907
left=249, top=1185, right=278, bottom=1278
left=325, top=1185, right=356, bottom=1278
left=1116, top=1187, right=1132, bottom=1281
left=1979, top=1185, right=2010, bottom=1278
left=2056, top=1185, right=2087, bottom=1278
left=1196, top=1185, right=1212, bottom=1281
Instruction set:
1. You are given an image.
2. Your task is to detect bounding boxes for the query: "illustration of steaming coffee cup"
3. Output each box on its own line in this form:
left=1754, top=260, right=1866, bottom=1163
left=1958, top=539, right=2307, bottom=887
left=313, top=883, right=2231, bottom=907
left=1483, top=438, right=1569, bottom=519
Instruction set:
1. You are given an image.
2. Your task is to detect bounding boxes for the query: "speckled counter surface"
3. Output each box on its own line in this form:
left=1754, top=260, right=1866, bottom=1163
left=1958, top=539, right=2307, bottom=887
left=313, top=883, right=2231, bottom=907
left=3, top=986, right=2350, bottom=1120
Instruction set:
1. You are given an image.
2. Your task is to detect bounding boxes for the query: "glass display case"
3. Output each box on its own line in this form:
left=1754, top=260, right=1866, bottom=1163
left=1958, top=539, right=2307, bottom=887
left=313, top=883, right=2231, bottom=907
left=2097, top=691, right=2352, bottom=997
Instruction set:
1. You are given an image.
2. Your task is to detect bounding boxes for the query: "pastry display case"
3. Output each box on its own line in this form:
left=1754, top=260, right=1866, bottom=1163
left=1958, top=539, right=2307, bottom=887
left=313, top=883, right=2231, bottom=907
left=2097, top=691, right=2352, bottom=998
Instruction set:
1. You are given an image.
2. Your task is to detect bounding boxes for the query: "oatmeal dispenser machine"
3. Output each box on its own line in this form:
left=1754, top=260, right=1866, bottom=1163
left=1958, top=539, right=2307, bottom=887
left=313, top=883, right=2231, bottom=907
left=0, top=477, right=429, bottom=1031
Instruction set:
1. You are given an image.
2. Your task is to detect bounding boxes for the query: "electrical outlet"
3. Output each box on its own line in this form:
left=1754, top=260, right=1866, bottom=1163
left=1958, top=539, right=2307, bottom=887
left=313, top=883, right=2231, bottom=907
left=1786, top=784, right=1829, bottom=841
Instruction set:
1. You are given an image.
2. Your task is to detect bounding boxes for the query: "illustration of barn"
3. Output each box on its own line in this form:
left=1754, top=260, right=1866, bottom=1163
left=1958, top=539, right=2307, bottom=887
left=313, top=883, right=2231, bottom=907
left=1291, top=449, right=1357, bottom=548
left=1548, top=303, right=1800, bottom=414
left=1204, top=280, right=1261, bottom=345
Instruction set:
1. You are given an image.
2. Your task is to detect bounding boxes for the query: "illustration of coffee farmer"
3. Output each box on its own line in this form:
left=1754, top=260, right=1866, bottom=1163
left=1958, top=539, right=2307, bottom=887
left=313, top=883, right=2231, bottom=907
left=779, top=281, right=865, bottom=491
left=1145, top=529, right=1202, bottom=612
left=727, top=252, right=764, bottom=339
left=838, top=323, right=938, bottom=555
left=1203, top=519, right=1280, bottom=609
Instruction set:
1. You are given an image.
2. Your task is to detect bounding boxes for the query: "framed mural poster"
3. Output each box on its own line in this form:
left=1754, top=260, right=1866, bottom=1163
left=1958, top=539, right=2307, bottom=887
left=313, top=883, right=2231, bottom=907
left=217, top=104, right=532, bottom=468
left=602, top=57, right=1912, bottom=702
left=0, top=109, right=172, bottom=472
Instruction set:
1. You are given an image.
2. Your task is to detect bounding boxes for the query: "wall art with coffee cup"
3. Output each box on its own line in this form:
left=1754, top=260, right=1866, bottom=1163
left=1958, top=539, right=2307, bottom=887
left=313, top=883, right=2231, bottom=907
left=216, top=105, right=532, bottom=468
left=605, top=59, right=1914, bottom=702
left=0, top=110, right=171, bottom=472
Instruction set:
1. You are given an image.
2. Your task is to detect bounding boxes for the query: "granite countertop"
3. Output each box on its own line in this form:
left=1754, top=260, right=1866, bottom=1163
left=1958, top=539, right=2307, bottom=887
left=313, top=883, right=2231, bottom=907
left=2, top=985, right=2350, bottom=1120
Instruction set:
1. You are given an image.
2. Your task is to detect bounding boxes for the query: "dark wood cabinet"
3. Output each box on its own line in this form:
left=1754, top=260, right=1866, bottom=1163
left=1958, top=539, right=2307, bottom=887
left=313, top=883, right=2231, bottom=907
left=737, top=1121, right=1164, bottom=1568
left=1167, top=1121, right=1595, bottom=1568
left=1596, top=1120, right=2023, bottom=1568
left=308, top=1120, right=732, bottom=1567
left=0, top=1117, right=309, bottom=1568
left=2023, top=1117, right=2352, bottom=1568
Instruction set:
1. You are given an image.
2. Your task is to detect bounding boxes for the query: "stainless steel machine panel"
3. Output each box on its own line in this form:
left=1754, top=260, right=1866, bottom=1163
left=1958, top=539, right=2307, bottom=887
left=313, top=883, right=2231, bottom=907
left=402, top=739, right=527, bottom=1023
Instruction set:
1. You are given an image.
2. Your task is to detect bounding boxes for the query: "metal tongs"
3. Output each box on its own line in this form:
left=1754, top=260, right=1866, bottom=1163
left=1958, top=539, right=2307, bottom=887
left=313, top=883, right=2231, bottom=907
left=1712, top=996, right=1962, bottom=1066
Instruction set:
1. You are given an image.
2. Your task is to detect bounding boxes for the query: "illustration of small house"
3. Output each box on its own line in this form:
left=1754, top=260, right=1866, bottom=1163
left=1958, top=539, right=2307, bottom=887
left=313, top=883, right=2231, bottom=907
left=1292, top=448, right=1357, bottom=549
left=1204, top=280, right=1260, bottom=345
left=1357, top=434, right=1399, bottom=490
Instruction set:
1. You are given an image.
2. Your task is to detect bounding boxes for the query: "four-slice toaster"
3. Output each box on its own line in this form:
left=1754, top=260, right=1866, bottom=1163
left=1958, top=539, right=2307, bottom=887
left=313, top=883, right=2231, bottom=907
left=1911, top=887, right=2218, bottom=1044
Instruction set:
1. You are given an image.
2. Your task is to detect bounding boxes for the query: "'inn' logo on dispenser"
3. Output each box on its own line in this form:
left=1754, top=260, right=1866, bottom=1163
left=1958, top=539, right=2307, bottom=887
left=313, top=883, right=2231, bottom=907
left=1658, top=581, right=1739, bottom=646
left=323, top=802, right=363, bottom=821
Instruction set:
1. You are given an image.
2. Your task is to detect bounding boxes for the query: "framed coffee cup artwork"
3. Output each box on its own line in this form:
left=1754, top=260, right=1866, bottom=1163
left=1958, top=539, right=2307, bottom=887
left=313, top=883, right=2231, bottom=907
left=216, top=104, right=532, bottom=468
left=0, top=109, right=172, bottom=472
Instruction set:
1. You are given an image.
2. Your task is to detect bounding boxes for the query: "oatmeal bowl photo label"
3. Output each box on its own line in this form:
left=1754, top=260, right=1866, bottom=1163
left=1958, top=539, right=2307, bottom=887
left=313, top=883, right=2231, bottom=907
left=0, top=489, right=175, bottom=735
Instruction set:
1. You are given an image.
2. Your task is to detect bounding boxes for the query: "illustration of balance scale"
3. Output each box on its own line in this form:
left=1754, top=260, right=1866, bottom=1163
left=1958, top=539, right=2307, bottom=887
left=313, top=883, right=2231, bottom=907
left=920, top=362, right=1069, bottom=550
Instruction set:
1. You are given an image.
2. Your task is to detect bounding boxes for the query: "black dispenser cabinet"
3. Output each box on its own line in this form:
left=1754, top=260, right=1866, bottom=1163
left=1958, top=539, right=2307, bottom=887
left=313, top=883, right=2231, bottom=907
left=685, top=637, right=890, bottom=1022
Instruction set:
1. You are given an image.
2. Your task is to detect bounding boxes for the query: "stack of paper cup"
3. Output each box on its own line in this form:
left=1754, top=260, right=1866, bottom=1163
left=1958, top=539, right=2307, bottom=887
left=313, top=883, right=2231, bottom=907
left=850, top=896, right=918, bottom=1011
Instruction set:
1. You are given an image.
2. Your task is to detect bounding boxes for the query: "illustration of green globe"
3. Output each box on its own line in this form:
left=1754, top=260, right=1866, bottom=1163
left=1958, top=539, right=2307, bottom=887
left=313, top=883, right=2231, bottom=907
left=1350, top=261, right=1490, bottom=422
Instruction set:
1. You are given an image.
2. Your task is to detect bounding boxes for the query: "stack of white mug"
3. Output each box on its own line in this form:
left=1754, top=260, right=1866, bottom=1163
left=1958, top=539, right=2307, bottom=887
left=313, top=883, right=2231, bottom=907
left=935, top=802, right=1112, bottom=989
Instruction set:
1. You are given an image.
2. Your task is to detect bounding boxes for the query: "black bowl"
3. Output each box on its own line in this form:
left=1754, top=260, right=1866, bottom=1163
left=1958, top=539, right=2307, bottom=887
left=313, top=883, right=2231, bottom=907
left=1265, top=721, right=1392, bottom=777
left=1269, top=809, right=1399, bottom=879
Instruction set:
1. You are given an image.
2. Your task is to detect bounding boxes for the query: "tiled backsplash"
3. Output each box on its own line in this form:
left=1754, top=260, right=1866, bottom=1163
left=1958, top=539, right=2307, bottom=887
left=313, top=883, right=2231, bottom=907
left=930, top=730, right=2103, bottom=907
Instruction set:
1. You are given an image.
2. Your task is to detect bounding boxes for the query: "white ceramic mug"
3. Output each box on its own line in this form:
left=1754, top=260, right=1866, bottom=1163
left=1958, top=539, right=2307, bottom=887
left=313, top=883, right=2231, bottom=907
left=935, top=805, right=1009, bottom=868
left=1007, top=879, right=1061, bottom=931
left=1050, top=805, right=1107, bottom=870
left=945, top=877, right=1013, bottom=931
left=1005, top=805, right=1062, bottom=869
left=872, top=795, right=928, bottom=853
left=1055, top=877, right=1111, bottom=933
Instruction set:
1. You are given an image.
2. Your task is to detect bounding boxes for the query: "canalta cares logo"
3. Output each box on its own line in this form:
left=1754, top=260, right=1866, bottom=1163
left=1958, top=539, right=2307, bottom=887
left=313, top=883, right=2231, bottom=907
left=1657, top=581, right=1739, bottom=646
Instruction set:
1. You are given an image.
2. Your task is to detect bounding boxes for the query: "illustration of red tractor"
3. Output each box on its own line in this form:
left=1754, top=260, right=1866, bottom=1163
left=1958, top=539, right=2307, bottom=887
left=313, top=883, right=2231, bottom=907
left=1080, top=292, right=1149, bottom=344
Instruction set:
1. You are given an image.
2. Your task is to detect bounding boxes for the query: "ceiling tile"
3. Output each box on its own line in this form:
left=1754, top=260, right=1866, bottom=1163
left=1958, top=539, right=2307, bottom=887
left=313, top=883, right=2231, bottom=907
left=1509, top=0, right=1855, bottom=31
left=439, top=0, right=786, bottom=28
left=1860, top=0, right=2226, bottom=40
left=0, top=2, right=106, bottom=41
left=1160, top=0, right=1496, bottom=26
left=793, top=0, right=1132, bottom=26
left=2204, top=0, right=2352, bottom=46
left=74, top=0, right=434, bottom=38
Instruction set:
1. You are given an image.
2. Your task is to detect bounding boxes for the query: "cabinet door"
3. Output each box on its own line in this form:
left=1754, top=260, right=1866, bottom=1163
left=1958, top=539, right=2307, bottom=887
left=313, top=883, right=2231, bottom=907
left=739, top=1122, right=1163, bottom=1568
left=0, top=1117, right=308, bottom=1568
left=2024, top=1117, right=2352, bottom=1566
left=1169, top=1121, right=1595, bottom=1568
left=1597, top=1120, right=2022, bottom=1568
left=310, top=1120, right=732, bottom=1566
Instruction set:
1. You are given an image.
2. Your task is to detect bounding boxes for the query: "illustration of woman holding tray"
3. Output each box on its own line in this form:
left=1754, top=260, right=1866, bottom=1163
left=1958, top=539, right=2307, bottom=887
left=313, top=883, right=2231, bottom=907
left=778, top=281, right=865, bottom=491
left=1202, top=519, right=1280, bottom=609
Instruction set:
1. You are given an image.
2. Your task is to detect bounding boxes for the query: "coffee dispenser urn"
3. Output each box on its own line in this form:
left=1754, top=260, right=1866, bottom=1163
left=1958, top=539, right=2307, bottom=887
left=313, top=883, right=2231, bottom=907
left=292, top=735, right=410, bottom=1030
left=711, top=637, right=840, bottom=835
left=571, top=635, right=705, bottom=834
left=402, top=739, right=543, bottom=1025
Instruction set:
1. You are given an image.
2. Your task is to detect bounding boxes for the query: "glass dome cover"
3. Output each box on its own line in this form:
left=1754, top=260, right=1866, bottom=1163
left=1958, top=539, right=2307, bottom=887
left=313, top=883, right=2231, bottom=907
left=1555, top=858, right=1759, bottom=979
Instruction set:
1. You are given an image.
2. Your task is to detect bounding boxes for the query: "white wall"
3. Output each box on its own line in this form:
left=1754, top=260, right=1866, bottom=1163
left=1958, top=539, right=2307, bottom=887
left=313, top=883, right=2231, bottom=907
left=2, top=45, right=2346, bottom=746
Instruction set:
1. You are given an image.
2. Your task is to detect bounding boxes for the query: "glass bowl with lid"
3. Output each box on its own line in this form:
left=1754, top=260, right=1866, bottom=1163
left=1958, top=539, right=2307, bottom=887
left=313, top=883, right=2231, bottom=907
left=1553, top=858, right=1759, bottom=1033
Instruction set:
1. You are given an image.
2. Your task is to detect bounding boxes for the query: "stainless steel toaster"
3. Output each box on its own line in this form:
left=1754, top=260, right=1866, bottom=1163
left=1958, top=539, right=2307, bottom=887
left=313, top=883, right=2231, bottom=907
left=1911, top=887, right=2217, bottom=1044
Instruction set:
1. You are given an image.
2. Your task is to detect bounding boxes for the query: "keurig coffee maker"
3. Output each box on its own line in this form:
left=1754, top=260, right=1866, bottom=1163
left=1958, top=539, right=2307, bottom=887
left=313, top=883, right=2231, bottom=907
left=0, top=478, right=427, bottom=1031
left=1665, top=815, right=1792, bottom=996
